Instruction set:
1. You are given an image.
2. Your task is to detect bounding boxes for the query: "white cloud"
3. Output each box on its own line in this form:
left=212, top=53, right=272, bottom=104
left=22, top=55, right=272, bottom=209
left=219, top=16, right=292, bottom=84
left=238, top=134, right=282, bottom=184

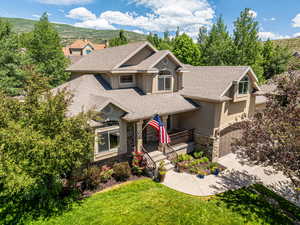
left=248, top=10, right=257, bottom=18
left=66, top=7, right=96, bottom=21
left=293, top=32, right=300, bottom=37
left=74, top=18, right=116, bottom=30
left=132, top=29, right=145, bottom=34
left=37, top=0, right=92, bottom=5
left=292, top=14, right=300, bottom=27
left=259, top=31, right=290, bottom=40
left=270, top=17, right=276, bottom=21
left=66, top=0, right=214, bottom=36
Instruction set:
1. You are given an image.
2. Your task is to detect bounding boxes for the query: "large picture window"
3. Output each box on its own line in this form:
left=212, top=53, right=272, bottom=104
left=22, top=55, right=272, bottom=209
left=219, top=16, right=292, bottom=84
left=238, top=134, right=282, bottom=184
left=158, top=70, right=172, bottom=91
left=238, top=76, right=249, bottom=95
left=96, top=125, right=120, bottom=153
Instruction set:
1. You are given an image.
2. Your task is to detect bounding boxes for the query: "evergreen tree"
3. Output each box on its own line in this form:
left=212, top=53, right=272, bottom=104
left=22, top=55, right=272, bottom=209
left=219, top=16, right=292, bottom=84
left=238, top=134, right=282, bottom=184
left=172, top=33, right=201, bottom=66
left=197, top=26, right=208, bottom=45
left=201, top=16, right=233, bottom=65
left=262, top=40, right=291, bottom=79
left=109, top=30, right=129, bottom=47
left=25, top=13, right=69, bottom=87
left=0, top=19, right=26, bottom=96
left=232, top=8, right=264, bottom=82
left=175, top=27, right=180, bottom=38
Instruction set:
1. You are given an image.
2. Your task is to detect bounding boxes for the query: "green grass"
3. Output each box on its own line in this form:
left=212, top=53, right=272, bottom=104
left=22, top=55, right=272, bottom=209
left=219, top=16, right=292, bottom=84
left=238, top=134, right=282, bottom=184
left=0, top=17, right=146, bottom=46
left=28, top=179, right=300, bottom=225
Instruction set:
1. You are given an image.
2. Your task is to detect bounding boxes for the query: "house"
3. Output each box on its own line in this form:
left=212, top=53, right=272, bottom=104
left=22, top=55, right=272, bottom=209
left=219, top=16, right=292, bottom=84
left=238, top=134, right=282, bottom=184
left=63, top=39, right=108, bottom=64
left=54, top=41, right=261, bottom=164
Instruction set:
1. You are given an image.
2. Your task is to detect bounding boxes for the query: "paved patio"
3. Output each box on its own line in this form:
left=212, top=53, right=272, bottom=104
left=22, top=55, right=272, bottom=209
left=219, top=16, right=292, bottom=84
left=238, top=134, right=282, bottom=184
left=162, top=153, right=300, bottom=206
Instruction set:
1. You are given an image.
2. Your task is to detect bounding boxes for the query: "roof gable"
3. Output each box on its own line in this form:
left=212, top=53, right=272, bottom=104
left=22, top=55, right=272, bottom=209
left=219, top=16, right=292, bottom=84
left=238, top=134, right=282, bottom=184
left=67, top=42, right=155, bottom=72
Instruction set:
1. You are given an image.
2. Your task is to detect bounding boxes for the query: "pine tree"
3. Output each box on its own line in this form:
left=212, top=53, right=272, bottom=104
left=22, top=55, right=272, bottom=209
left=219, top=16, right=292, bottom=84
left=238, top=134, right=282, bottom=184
left=262, top=40, right=291, bottom=79
left=197, top=26, right=208, bottom=45
left=109, top=30, right=129, bottom=47
left=25, top=13, right=69, bottom=87
left=0, top=19, right=26, bottom=96
left=201, top=16, right=233, bottom=65
left=232, top=8, right=264, bottom=82
left=172, top=33, right=201, bottom=66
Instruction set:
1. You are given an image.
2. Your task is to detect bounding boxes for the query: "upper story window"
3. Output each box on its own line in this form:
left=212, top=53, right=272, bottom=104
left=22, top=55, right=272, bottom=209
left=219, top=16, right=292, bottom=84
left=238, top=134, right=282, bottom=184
left=238, top=76, right=249, bottom=95
left=120, top=75, right=134, bottom=84
left=85, top=49, right=92, bottom=54
left=158, top=70, right=172, bottom=91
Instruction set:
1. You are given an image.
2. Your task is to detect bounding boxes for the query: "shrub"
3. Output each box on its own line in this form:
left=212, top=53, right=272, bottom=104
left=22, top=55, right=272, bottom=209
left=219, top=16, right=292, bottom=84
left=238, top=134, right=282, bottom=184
left=83, top=166, right=101, bottom=190
left=199, top=157, right=209, bottom=163
left=99, top=165, right=114, bottom=183
left=131, top=151, right=145, bottom=176
left=176, top=154, right=193, bottom=162
left=193, top=151, right=204, bottom=159
left=113, top=162, right=131, bottom=181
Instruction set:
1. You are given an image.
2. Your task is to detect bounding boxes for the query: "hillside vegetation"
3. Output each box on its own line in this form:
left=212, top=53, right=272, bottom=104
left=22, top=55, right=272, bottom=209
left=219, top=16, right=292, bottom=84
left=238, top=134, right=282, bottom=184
left=272, top=37, right=300, bottom=53
left=0, top=17, right=146, bottom=46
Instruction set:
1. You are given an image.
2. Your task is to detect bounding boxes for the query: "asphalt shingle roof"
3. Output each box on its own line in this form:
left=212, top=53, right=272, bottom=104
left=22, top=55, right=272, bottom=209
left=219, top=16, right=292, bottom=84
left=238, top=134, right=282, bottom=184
left=66, top=42, right=151, bottom=72
left=182, top=65, right=250, bottom=101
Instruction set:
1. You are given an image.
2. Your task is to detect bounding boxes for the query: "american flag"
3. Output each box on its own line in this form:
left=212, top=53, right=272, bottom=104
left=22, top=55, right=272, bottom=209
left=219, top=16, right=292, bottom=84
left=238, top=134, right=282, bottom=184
left=148, top=115, right=170, bottom=144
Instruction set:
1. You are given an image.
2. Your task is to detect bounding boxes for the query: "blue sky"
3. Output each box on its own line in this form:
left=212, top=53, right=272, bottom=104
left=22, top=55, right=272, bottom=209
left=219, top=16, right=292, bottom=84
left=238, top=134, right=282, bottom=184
left=1, top=0, right=300, bottom=40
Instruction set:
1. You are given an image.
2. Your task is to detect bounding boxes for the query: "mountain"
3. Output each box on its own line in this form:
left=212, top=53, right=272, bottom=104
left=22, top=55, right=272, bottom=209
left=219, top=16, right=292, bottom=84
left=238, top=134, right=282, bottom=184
left=271, top=37, right=300, bottom=53
left=0, top=17, right=147, bottom=46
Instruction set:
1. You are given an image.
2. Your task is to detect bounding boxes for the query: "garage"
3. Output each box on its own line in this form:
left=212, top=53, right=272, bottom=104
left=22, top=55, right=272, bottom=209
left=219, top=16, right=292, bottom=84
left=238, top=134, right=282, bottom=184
left=219, top=126, right=242, bottom=158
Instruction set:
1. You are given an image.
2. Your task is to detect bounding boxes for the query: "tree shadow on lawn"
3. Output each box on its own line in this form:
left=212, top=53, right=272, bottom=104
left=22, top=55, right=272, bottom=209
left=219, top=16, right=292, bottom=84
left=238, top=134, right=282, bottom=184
left=209, top=170, right=300, bottom=225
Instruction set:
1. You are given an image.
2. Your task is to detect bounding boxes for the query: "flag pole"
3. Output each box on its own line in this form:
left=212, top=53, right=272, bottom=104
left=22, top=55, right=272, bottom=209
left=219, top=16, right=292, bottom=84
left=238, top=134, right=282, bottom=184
left=141, top=114, right=157, bottom=132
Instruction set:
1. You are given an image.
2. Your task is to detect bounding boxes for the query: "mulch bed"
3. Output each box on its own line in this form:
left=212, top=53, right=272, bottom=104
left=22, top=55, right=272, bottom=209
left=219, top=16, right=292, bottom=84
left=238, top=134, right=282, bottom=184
left=82, top=175, right=146, bottom=197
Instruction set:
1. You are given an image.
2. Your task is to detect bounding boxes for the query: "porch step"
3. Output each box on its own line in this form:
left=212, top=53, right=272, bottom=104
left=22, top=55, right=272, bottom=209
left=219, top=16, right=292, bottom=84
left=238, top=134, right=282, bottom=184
left=147, top=151, right=174, bottom=171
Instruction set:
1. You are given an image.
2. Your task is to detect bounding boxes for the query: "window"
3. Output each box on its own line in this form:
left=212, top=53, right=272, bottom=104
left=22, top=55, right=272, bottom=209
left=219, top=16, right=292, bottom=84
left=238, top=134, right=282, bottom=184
left=85, top=49, right=92, bottom=54
left=97, top=129, right=120, bottom=153
left=120, top=75, right=134, bottom=84
left=158, top=70, right=172, bottom=91
left=238, top=76, right=249, bottom=95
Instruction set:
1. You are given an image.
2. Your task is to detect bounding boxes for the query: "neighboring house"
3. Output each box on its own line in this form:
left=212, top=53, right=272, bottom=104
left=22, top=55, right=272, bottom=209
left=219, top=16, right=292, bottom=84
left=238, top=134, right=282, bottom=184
left=54, top=41, right=261, bottom=163
left=63, top=39, right=108, bottom=64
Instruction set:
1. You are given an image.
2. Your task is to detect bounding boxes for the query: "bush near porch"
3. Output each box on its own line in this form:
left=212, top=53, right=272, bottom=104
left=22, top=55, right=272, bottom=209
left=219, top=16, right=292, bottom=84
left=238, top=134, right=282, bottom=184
left=30, top=179, right=300, bottom=225
left=174, top=151, right=226, bottom=177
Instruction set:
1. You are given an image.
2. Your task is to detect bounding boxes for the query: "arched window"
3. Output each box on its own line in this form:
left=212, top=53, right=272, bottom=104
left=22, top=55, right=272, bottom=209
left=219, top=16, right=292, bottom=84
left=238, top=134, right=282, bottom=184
left=238, top=76, right=249, bottom=94
left=158, top=70, right=172, bottom=91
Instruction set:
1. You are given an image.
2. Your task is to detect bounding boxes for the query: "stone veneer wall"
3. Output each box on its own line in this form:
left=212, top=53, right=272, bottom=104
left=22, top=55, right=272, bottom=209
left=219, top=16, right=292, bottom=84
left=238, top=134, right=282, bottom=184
left=194, top=130, right=220, bottom=162
left=92, top=152, right=131, bottom=167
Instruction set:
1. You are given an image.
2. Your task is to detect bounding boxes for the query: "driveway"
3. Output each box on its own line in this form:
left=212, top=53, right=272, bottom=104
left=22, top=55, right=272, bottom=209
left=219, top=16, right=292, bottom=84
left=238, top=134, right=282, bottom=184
left=162, top=153, right=299, bottom=206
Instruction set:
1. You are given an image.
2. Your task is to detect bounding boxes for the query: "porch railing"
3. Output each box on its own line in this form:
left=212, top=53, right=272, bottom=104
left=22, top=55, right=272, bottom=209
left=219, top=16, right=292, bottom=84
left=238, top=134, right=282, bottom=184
left=141, top=146, right=156, bottom=178
left=165, top=144, right=178, bottom=164
left=169, top=129, right=194, bottom=146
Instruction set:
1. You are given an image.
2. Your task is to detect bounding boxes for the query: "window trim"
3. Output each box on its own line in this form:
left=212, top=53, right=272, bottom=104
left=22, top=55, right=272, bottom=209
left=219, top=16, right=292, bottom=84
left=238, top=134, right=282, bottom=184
left=238, top=76, right=249, bottom=95
left=95, top=125, right=120, bottom=155
left=157, top=70, right=173, bottom=92
left=119, top=75, right=135, bottom=85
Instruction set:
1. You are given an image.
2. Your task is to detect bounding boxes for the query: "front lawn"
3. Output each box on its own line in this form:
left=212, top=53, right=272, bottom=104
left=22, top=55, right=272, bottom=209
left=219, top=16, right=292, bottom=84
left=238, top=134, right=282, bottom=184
left=30, top=179, right=299, bottom=225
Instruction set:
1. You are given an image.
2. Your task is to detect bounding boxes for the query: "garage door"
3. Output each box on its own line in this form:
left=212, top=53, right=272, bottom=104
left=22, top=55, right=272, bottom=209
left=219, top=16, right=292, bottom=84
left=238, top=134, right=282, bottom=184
left=219, top=127, right=242, bottom=158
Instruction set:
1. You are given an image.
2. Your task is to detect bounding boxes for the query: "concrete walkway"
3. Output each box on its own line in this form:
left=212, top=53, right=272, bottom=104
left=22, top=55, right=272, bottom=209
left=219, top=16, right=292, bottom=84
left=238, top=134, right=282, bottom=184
left=162, top=153, right=300, bottom=206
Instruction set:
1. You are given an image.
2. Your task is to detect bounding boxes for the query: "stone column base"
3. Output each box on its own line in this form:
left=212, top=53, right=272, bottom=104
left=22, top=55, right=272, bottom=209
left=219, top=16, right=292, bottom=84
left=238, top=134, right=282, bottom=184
left=194, top=132, right=220, bottom=161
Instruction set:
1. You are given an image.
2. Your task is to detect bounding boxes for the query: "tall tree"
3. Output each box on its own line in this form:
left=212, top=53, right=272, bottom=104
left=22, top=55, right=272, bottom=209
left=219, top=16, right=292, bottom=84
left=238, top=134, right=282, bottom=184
left=234, top=71, right=300, bottom=193
left=172, top=33, right=201, bottom=66
left=0, top=19, right=26, bottom=96
left=232, top=8, right=264, bottom=82
left=197, top=26, right=208, bottom=45
left=25, top=13, right=69, bottom=87
left=109, top=30, right=129, bottom=47
left=262, top=40, right=291, bottom=79
left=0, top=74, right=93, bottom=224
left=201, top=16, right=233, bottom=65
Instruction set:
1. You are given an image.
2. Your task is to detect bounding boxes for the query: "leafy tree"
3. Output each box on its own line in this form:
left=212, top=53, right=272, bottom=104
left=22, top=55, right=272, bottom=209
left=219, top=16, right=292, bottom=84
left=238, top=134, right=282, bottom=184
left=232, top=8, right=264, bottom=82
left=201, top=16, right=233, bottom=65
left=234, top=70, right=300, bottom=194
left=172, top=33, right=201, bottom=66
left=0, top=74, right=93, bottom=224
left=262, top=40, right=292, bottom=79
left=0, top=19, right=26, bottom=96
left=109, top=30, right=129, bottom=47
left=197, top=26, right=208, bottom=45
left=25, top=13, right=69, bottom=87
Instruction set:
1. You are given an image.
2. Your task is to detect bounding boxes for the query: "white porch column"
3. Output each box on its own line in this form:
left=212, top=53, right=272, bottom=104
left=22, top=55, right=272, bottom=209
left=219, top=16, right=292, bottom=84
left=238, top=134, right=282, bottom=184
left=136, top=120, right=143, bottom=152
